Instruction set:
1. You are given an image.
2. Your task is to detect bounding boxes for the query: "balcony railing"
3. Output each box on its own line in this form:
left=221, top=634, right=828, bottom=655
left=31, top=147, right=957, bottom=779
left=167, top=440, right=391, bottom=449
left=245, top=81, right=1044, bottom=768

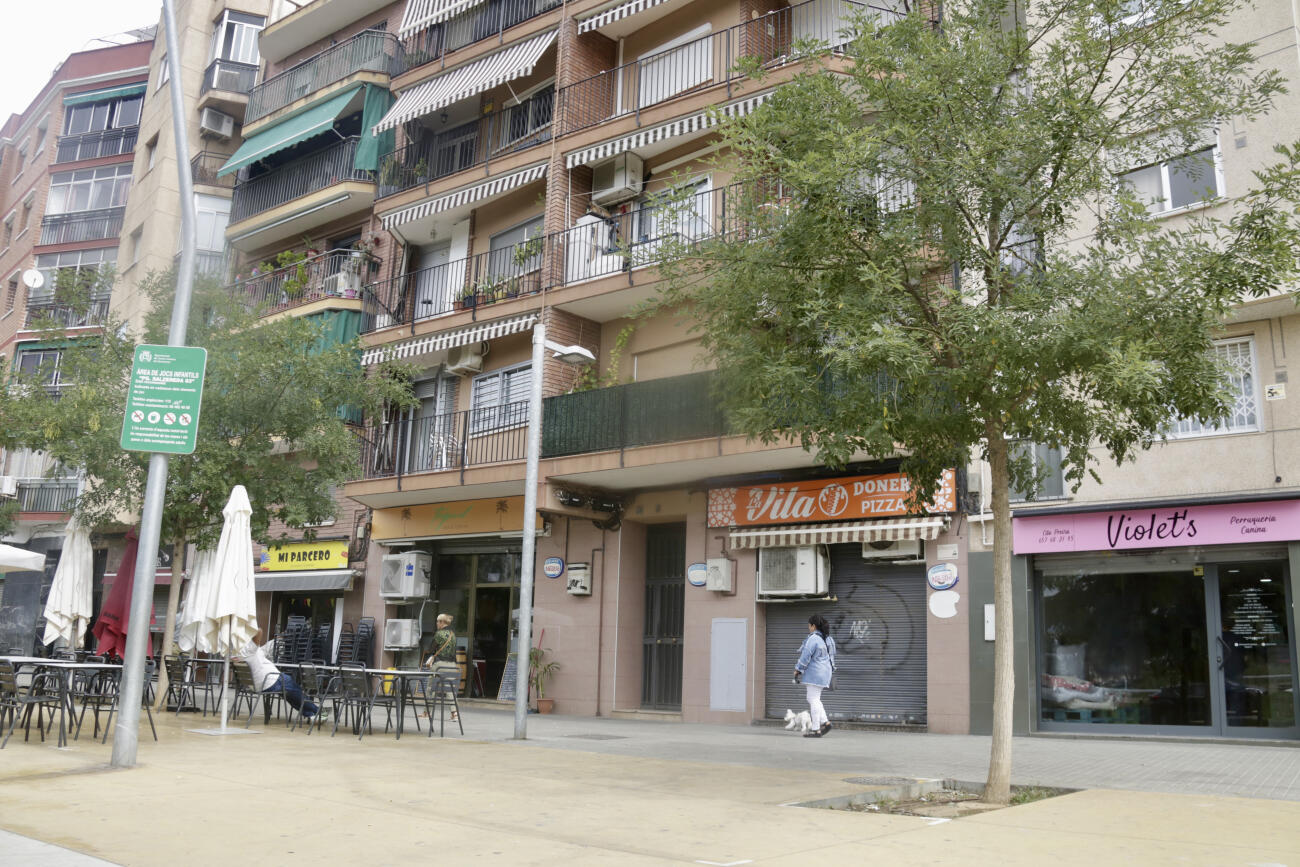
left=399, top=0, right=562, bottom=75
left=192, top=150, right=237, bottom=188
left=361, top=402, right=529, bottom=479
left=226, top=248, right=380, bottom=314
left=55, top=126, right=139, bottom=163
left=39, top=207, right=126, bottom=245
left=202, top=58, right=259, bottom=96
left=176, top=249, right=230, bottom=279
left=246, top=30, right=403, bottom=123
left=16, top=479, right=79, bottom=513
left=23, top=293, right=111, bottom=328
left=230, top=136, right=372, bottom=222
left=557, top=0, right=901, bottom=136
left=376, top=90, right=553, bottom=198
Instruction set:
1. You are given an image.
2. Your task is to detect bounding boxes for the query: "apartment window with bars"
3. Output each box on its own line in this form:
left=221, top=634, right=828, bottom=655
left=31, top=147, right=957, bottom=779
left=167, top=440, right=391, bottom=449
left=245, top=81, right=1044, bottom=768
left=1169, top=338, right=1260, bottom=437
left=46, top=164, right=132, bottom=214
left=469, top=362, right=531, bottom=433
left=1009, top=442, right=1065, bottom=503
left=487, top=215, right=544, bottom=279
left=1119, top=144, right=1221, bottom=214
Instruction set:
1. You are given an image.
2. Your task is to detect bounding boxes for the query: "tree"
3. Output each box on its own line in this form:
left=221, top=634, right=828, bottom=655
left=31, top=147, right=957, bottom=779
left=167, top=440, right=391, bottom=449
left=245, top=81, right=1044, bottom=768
left=655, top=0, right=1300, bottom=803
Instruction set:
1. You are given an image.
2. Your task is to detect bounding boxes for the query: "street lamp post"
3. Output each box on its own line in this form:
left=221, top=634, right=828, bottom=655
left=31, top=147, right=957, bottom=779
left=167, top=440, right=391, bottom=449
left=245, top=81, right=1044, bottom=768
left=513, top=321, right=594, bottom=740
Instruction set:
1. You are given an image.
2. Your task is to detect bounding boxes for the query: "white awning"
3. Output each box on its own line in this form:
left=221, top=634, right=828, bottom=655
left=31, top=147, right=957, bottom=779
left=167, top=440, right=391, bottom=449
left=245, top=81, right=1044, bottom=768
left=727, top=517, right=949, bottom=549
left=577, top=0, right=673, bottom=33
left=379, top=162, right=547, bottom=230
left=254, top=569, right=356, bottom=593
left=398, top=0, right=488, bottom=37
left=362, top=313, right=538, bottom=365
left=374, top=30, right=557, bottom=133
left=565, top=92, right=772, bottom=168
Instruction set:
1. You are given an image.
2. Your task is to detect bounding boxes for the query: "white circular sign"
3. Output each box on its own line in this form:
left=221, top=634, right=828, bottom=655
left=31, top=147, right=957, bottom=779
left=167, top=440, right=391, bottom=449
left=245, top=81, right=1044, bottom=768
left=163, top=412, right=176, bottom=425
left=147, top=411, right=161, bottom=424
left=179, top=413, right=192, bottom=426
left=687, top=562, right=708, bottom=587
left=927, top=562, right=959, bottom=591
left=542, top=557, right=564, bottom=578
left=131, top=410, right=144, bottom=422
left=818, top=483, right=849, bottom=517
left=929, top=589, right=959, bottom=619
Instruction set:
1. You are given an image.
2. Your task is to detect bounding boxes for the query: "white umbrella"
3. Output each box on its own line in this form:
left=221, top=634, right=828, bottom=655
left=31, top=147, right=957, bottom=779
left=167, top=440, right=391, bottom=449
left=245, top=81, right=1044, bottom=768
left=174, top=548, right=216, bottom=654
left=41, top=517, right=93, bottom=647
left=0, top=543, right=45, bottom=573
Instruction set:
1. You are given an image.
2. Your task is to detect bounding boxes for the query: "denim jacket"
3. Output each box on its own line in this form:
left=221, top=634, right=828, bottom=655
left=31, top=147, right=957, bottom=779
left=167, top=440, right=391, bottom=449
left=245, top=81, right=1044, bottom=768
left=795, top=632, right=836, bottom=688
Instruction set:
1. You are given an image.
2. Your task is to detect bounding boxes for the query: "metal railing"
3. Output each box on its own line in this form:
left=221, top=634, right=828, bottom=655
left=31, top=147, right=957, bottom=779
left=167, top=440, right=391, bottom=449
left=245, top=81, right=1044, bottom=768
left=399, top=0, right=562, bottom=75
left=39, top=207, right=126, bottom=245
left=176, top=249, right=230, bottom=279
left=16, top=479, right=79, bottom=513
left=192, top=150, right=236, bottom=188
left=54, top=126, right=139, bottom=163
left=226, top=248, right=380, bottom=314
left=557, top=0, right=900, bottom=136
left=23, top=293, right=111, bottom=328
left=376, top=89, right=553, bottom=198
left=230, top=136, right=372, bottom=222
left=361, top=401, right=530, bottom=478
left=246, top=30, right=403, bottom=123
left=201, top=58, right=259, bottom=96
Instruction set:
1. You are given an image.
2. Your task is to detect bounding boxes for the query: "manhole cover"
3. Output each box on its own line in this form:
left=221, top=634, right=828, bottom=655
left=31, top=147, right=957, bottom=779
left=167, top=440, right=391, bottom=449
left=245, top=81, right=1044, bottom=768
left=563, top=734, right=628, bottom=741
left=843, top=776, right=921, bottom=786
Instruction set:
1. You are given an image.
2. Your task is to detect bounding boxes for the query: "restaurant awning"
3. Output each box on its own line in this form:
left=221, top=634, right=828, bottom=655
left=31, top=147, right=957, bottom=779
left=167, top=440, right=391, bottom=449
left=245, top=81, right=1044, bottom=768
left=362, top=312, right=537, bottom=365
left=727, top=517, right=949, bottom=549
left=577, top=0, right=673, bottom=33
left=397, top=0, right=489, bottom=37
left=373, top=30, right=556, bottom=134
left=254, top=569, right=356, bottom=593
left=63, top=83, right=147, bottom=106
left=218, top=86, right=362, bottom=177
left=379, top=161, right=547, bottom=230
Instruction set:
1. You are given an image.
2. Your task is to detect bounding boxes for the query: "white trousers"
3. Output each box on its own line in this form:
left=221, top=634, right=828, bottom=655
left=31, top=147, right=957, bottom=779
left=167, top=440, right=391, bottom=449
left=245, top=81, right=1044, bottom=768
left=805, top=683, right=827, bottom=728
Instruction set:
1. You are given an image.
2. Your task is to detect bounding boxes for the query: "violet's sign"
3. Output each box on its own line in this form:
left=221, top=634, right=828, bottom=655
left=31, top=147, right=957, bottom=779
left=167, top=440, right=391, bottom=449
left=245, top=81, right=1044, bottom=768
left=1012, top=499, right=1300, bottom=554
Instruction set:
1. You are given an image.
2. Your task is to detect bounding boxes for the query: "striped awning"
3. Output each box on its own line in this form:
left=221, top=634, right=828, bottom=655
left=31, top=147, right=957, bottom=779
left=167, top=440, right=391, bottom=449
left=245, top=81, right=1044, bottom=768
left=727, top=517, right=948, bottom=549
left=361, top=313, right=538, bottom=365
left=565, top=92, right=772, bottom=168
left=380, top=162, right=547, bottom=230
left=63, top=83, right=147, bottom=106
left=373, top=30, right=557, bottom=133
left=577, top=0, right=673, bottom=33
left=397, top=0, right=488, bottom=37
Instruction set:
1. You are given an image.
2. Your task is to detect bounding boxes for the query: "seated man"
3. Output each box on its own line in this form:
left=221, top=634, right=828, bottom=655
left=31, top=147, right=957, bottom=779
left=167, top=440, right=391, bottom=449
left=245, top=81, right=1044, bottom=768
left=238, top=638, right=324, bottom=722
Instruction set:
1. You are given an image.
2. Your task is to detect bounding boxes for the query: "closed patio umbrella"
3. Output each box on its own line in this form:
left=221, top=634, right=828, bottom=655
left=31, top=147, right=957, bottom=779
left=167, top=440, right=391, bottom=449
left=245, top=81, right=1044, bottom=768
left=42, top=517, right=94, bottom=648
left=91, top=529, right=153, bottom=659
left=0, top=543, right=45, bottom=573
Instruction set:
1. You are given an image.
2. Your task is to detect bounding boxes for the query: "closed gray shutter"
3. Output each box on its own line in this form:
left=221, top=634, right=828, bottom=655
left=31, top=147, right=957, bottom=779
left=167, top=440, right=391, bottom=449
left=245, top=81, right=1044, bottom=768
left=764, top=544, right=927, bottom=725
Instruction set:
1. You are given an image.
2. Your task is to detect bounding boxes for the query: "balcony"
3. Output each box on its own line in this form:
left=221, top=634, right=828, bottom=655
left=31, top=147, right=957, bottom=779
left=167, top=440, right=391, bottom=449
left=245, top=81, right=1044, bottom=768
left=201, top=59, right=259, bottom=96
left=15, top=479, right=79, bottom=513
left=55, top=126, right=139, bottom=164
left=230, top=136, right=372, bottom=223
left=23, top=292, right=111, bottom=329
left=226, top=247, right=380, bottom=315
left=245, top=30, right=402, bottom=125
left=398, top=0, right=562, bottom=76
left=376, top=90, right=553, bottom=199
left=176, top=250, right=230, bottom=279
left=39, top=207, right=126, bottom=245
left=191, top=151, right=237, bottom=189
left=361, top=401, right=529, bottom=479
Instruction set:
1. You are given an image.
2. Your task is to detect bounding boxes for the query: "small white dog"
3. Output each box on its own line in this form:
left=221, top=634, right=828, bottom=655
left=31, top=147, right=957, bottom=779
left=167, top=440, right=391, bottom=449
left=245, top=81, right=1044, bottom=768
left=783, top=708, right=813, bottom=733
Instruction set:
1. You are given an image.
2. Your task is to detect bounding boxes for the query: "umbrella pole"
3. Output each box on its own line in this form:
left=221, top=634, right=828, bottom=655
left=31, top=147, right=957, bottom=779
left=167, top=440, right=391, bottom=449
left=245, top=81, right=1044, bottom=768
left=220, top=618, right=231, bottom=731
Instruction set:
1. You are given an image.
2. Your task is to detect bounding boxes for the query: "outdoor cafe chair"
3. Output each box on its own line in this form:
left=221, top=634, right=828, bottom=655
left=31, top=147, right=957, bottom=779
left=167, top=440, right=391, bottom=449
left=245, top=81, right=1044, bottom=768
left=424, top=672, right=463, bottom=738
left=72, top=668, right=157, bottom=745
left=331, top=667, right=373, bottom=740
left=289, top=663, right=331, bottom=733
left=163, top=656, right=195, bottom=715
left=0, top=661, right=63, bottom=748
left=230, top=662, right=280, bottom=728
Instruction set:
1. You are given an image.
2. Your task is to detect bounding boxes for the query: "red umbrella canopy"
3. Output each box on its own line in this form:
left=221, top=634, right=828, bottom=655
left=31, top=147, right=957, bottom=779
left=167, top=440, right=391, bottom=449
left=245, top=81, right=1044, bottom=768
left=92, top=528, right=154, bottom=659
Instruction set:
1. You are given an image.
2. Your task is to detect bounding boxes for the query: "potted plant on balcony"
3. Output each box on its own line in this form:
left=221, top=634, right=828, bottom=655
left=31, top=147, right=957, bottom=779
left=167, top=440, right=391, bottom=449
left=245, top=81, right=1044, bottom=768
left=529, top=646, right=559, bottom=714
left=455, top=283, right=479, bottom=311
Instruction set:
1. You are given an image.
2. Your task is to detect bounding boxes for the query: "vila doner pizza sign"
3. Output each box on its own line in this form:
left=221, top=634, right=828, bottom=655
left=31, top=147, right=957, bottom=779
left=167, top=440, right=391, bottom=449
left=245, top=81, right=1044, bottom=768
left=707, top=470, right=956, bottom=528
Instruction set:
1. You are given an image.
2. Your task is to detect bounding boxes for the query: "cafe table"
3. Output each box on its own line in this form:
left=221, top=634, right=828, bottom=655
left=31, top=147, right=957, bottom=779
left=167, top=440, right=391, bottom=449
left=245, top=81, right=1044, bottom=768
left=0, top=656, right=123, bottom=747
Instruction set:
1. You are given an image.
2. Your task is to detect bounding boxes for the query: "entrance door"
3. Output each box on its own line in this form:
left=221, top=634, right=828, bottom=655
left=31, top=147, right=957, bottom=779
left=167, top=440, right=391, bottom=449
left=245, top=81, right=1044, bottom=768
left=1210, top=562, right=1299, bottom=737
left=642, top=523, right=685, bottom=709
left=410, top=242, right=451, bottom=320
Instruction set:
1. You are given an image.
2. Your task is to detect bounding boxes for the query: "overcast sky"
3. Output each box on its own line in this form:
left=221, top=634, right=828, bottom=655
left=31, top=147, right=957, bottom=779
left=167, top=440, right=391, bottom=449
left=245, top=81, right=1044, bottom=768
left=1, top=1, right=165, bottom=123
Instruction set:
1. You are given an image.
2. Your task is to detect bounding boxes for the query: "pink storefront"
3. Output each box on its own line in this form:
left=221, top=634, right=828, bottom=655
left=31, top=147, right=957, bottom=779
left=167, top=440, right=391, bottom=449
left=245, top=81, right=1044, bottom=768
left=1011, top=498, right=1300, bottom=740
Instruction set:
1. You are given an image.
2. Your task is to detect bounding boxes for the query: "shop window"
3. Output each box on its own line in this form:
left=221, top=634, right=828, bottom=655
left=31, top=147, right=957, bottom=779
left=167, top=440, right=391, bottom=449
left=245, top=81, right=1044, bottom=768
left=469, top=362, right=530, bottom=433
left=1009, top=442, right=1064, bottom=502
left=1168, top=338, right=1259, bottom=438
left=1119, top=144, right=1221, bottom=214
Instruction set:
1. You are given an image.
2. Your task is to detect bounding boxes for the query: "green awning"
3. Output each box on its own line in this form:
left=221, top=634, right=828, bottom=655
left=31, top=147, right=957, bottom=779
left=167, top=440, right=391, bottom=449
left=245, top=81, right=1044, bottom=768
left=353, top=85, right=394, bottom=172
left=63, top=83, right=147, bottom=106
left=217, top=86, right=363, bottom=177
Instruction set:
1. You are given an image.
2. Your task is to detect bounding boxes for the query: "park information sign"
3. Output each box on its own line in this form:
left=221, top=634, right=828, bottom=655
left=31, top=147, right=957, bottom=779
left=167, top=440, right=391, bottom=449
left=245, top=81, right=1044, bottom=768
left=120, top=345, right=207, bottom=455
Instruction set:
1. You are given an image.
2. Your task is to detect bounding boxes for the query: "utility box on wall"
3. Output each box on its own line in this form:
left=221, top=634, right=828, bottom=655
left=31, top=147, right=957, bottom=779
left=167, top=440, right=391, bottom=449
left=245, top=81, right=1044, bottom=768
left=705, top=558, right=733, bottom=593
left=566, top=562, right=592, bottom=595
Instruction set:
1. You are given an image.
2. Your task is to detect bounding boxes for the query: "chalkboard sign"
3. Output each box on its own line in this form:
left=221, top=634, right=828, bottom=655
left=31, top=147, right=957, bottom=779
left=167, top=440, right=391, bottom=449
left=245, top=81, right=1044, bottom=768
left=496, top=651, right=519, bottom=702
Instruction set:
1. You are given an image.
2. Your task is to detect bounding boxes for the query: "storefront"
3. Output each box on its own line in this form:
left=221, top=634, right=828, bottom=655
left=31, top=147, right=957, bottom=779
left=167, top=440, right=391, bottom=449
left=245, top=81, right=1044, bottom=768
left=254, top=539, right=354, bottom=662
left=1014, top=499, right=1300, bottom=739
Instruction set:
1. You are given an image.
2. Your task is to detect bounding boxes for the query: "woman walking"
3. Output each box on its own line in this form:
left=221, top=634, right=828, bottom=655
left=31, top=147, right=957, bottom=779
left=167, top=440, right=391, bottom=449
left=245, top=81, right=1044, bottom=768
left=794, top=614, right=836, bottom=738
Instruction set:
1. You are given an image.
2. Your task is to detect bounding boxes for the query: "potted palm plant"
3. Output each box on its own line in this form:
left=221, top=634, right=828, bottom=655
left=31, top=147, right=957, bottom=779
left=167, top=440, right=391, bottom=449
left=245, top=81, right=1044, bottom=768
left=529, top=646, right=559, bottom=714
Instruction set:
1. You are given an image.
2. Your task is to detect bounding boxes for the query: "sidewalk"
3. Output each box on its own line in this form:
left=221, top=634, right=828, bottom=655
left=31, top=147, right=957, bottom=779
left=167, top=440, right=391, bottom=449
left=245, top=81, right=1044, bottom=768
left=1, top=707, right=1298, bottom=865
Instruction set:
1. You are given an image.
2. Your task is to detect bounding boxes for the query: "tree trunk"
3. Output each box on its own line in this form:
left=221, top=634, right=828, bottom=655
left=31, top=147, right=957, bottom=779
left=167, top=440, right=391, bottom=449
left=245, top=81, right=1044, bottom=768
left=983, top=424, right=1015, bottom=805
left=153, top=539, right=187, bottom=711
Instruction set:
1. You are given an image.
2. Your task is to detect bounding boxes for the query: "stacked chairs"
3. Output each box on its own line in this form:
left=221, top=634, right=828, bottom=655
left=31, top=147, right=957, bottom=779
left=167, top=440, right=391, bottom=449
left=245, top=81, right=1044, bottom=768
left=335, top=618, right=376, bottom=667
left=276, top=616, right=314, bottom=664
left=335, top=623, right=358, bottom=664
left=311, top=622, right=334, bottom=665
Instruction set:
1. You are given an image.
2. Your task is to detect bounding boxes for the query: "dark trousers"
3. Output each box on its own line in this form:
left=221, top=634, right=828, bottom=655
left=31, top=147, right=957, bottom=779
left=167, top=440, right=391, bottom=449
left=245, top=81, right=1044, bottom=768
left=265, top=674, right=319, bottom=717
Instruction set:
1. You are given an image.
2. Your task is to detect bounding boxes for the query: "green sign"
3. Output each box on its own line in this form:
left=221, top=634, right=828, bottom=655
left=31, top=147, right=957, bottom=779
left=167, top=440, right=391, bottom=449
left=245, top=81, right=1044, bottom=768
left=120, top=345, right=207, bottom=454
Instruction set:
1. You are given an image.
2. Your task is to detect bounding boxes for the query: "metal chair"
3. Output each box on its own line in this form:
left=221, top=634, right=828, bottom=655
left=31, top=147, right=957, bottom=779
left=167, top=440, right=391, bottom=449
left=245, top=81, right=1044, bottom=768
left=72, top=668, right=157, bottom=744
left=0, top=662, right=63, bottom=748
left=163, top=656, right=195, bottom=714
left=289, top=663, right=330, bottom=733
left=230, top=662, right=273, bottom=728
left=424, top=672, right=463, bottom=738
left=331, top=667, right=373, bottom=739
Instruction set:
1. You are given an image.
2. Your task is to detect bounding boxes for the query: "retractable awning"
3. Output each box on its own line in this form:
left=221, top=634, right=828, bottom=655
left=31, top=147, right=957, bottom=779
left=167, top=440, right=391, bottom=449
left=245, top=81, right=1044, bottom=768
left=254, top=569, right=356, bottom=593
left=565, top=92, right=772, bottom=168
left=373, top=30, right=556, bottom=134
left=379, top=162, right=547, bottom=230
left=218, top=86, right=362, bottom=177
left=577, top=0, right=673, bottom=33
left=397, top=0, right=488, bottom=36
left=362, top=313, right=537, bottom=365
left=727, top=517, right=948, bottom=549
left=63, top=83, right=147, bottom=106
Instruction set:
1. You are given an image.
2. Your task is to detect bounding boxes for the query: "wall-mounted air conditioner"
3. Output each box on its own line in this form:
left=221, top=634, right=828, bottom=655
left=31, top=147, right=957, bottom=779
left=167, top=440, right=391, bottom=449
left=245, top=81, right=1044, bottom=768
left=0, top=476, right=16, bottom=498
left=446, top=343, right=484, bottom=376
left=380, top=551, right=431, bottom=598
left=705, top=558, right=733, bottom=593
left=383, top=618, right=421, bottom=649
left=199, top=107, right=235, bottom=140
left=592, top=153, right=644, bottom=205
left=861, top=539, right=923, bottom=561
left=757, top=546, right=830, bottom=598
left=323, top=271, right=360, bottom=298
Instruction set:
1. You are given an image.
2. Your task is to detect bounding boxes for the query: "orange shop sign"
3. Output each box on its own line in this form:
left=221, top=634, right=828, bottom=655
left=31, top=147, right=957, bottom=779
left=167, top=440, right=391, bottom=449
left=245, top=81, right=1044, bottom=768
left=707, top=469, right=957, bottom=528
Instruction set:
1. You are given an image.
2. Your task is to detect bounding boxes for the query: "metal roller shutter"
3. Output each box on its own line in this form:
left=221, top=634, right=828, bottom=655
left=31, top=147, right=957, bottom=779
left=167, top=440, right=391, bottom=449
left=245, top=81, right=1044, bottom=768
left=764, top=544, right=927, bottom=725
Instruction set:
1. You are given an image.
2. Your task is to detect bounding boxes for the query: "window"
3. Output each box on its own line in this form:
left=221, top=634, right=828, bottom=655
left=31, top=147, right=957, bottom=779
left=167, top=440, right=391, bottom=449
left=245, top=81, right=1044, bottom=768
left=128, top=226, right=144, bottom=265
left=33, top=120, right=48, bottom=155
left=469, top=362, right=531, bottom=433
left=1120, top=144, right=1220, bottom=214
left=209, top=10, right=265, bottom=64
left=19, top=196, right=32, bottom=233
left=194, top=194, right=231, bottom=252
left=145, top=134, right=158, bottom=171
left=1169, top=338, right=1259, bottom=437
left=46, top=164, right=133, bottom=214
left=487, top=215, right=544, bottom=279
left=499, top=81, right=554, bottom=150
left=14, top=141, right=27, bottom=178
left=157, top=55, right=170, bottom=91
left=635, top=178, right=712, bottom=250
left=3, top=213, right=12, bottom=248
left=63, top=94, right=142, bottom=136
left=5, top=276, right=17, bottom=313
left=638, top=24, right=713, bottom=108
left=1009, top=442, right=1064, bottom=502
left=34, top=247, right=117, bottom=295
left=15, top=348, right=64, bottom=391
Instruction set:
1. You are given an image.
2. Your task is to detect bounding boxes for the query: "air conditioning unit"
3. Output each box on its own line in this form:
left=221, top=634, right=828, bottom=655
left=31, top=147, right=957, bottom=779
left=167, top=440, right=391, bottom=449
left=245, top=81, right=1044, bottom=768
left=861, top=539, right=923, bottom=561
left=757, top=546, right=830, bottom=598
left=199, top=107, right=235, bottom=140
left=705, top=558, right=733, bottom=593
left=446, top=343, right=484, bottom=376
left=379, top=551, right=431, bottom=598
left=383, top=618, right=421, bottom=649
left=592, top=152, right=644, bottom=205
left=0, top=476, right=16, bottom=498
left=323, top=271, right=361, bottom=298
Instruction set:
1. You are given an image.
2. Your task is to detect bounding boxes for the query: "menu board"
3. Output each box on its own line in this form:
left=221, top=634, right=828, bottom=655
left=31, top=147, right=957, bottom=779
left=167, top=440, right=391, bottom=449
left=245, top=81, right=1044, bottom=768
left=496, top=651, right=519, bottom=702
